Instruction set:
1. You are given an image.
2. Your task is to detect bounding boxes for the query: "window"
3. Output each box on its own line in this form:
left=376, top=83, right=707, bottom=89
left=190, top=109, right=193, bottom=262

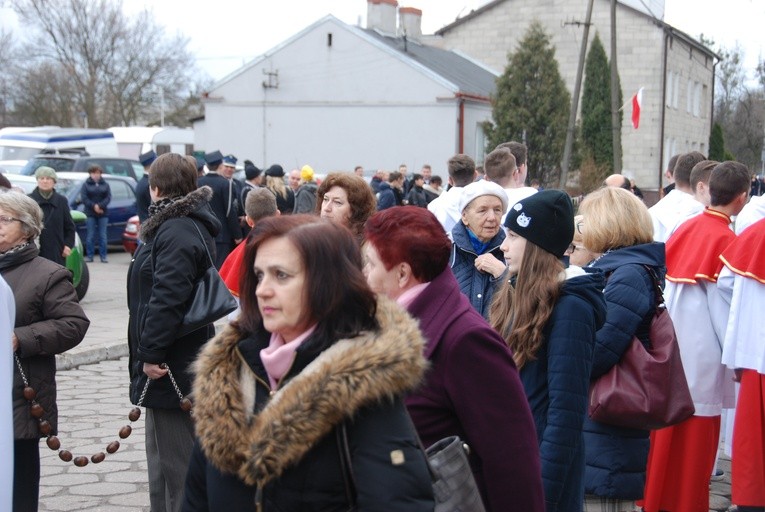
left=687, top=79, right=693, bottom=113
left=672, top=73, right=680, bottom=109
left=692, top=82, right=701, bottom=117
left=666, top=72, right=674, bottom=108
left=107, top=180, right=134, bottom=201
left=474, top=124, right=486, bottom=166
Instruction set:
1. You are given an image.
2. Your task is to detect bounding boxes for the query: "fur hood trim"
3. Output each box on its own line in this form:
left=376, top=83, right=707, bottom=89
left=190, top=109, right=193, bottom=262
left=139, top=186, right=213, bottom=242
left=191, top=297, right=427, bottom=487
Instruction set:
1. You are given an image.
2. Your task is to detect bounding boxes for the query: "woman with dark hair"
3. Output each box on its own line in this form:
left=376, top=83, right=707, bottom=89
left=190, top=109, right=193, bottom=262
left=363, top=206, right=545, bottom=512
left=81, top=164, right=111, bottom=262
left=1, top=192, right=89, bottom=511
left=127, top=153, right=221, bottom=512
left=489, top=190, right=606, bottom=512
left=183, top=215, right=433, bottom=511
left=316, top=172, right=376, bottom=241
left=578, top=187, right=665, bottom=512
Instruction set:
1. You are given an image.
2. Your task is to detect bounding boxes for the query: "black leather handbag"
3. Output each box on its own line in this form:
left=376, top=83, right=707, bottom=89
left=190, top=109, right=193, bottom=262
left=177, top=220, right=237, bottom=337
left=337, top=420, right=486, bottom=512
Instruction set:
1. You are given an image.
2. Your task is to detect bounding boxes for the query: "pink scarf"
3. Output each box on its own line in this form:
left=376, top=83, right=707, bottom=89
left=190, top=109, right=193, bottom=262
left=260, top=325, right=317, bottom=389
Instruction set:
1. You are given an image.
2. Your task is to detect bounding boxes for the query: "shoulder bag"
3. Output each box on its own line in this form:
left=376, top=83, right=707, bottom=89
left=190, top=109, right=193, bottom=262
left=588, top=266, right=695, bottom=430
left=337, top=417, right=486, bottom=512
left=177, top=220, right=237, bottom=337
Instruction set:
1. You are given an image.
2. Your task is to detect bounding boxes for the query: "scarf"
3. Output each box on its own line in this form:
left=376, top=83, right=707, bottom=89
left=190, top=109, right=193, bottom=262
left=0, top=241, right=30, bottom=258
left=467, top=228, right=491, bottom=255
left=147, top=196, right=183, bottom=218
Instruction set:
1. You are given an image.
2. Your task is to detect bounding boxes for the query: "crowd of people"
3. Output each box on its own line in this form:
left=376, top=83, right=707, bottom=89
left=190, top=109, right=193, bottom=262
left=2, top=142, right=764, bottom=512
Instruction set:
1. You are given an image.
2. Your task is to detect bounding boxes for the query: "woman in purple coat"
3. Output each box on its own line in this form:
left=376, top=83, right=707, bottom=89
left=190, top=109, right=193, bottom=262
left=363, top=206, right=545, bottom=511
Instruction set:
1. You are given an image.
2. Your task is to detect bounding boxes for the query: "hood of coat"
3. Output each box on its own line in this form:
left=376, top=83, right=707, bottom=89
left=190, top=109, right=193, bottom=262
left=590, top=242, right=666, bottom=278
left=139, top=186, right=219, bottom=242
left=191, top=296, right=427, bottom=487
left=560, top=267, right=607, bottom=330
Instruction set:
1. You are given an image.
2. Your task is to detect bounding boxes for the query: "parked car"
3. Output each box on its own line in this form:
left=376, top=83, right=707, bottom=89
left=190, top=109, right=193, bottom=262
left=8, top=171, right=138, bottom=246
left=19, top=152, right=144, bottom=181
left=4, top=174, right=90, bottom=299
left=123, top=215, right=140, bottom=255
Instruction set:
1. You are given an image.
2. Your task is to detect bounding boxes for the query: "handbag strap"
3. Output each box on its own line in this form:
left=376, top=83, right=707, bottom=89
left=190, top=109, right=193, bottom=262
left=188, top=219, right=215, bottom=268
left=336, top=422, right=358, bottom=509
left=641, top=264, right=665, bottom=311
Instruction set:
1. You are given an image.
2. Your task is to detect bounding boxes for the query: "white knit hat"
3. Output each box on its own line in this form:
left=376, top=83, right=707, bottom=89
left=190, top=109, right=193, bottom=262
left=458, top=180, right=509, bottom=213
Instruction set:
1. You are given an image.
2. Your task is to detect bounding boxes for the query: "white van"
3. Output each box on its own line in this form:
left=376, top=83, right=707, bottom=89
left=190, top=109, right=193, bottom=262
left=0, top=127, right=119, bottom=160
left=108, top=126, right=194, bottom=159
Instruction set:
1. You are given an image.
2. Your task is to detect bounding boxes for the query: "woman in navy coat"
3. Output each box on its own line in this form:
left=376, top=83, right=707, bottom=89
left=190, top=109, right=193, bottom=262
left=578, top=187, right=666, bottom=510
left=490, top=190, right=606, bottom=512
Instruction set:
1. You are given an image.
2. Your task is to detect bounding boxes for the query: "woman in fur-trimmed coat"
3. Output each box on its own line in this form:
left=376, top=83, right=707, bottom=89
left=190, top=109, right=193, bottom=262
left=182, top=215, right=434, bottom=512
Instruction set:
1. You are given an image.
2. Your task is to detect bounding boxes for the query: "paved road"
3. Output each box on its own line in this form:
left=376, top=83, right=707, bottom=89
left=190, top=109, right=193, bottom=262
left=35, top=250, right=736, bottom=511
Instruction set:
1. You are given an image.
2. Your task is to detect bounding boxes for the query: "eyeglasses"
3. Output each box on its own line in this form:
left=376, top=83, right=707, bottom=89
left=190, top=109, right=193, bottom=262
left=576, top=220, right=585, bottom=234
left=0, top=215, right=22, bottom=225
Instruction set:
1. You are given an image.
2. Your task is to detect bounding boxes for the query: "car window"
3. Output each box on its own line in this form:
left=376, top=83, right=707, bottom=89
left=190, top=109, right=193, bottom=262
left=101, top=160, right=130, bottom=178
left=20, top=158, right=75, bottom=175
left=132, top=163, right=145, bottom=181
left=107, top=179, right=134, bottom=201
left=56, top=177, right=84, bottom=197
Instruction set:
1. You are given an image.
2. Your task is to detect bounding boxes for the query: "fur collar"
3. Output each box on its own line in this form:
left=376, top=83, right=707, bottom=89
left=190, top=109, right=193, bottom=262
left=191, top=297, right=427, bottom=487
left=139, top=186, right=212, bottom=242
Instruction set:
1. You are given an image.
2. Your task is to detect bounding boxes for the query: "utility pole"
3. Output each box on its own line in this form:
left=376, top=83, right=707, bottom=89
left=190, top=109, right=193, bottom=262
left=610, top=0, right=622, bottom=173
left=559, top=0, right=595, bottom=189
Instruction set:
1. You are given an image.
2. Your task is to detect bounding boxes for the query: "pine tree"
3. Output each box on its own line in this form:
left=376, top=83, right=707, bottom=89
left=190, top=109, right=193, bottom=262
left=486, top=21, right=571, bottom=185
left=709, top=122, right=725, bottom=161
left=580, top=34, right=622, bottom=174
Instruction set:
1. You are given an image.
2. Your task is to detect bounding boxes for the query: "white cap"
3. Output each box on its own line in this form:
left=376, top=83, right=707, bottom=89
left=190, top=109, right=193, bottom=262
left=458, top=180, right=509, bottom=213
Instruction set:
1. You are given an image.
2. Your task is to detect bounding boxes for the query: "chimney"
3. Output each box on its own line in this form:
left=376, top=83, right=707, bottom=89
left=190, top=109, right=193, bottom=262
left=366, top=0, right=398, bottom=34
left=399, top=7, right=422, bottom=39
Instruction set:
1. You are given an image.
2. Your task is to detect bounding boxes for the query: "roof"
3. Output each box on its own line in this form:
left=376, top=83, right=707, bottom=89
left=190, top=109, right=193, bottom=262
left=209, top=15, right=498, bottom=101
left=362, top=29, right=497, bottom=100
left=435, top=0, right=717, bottom=60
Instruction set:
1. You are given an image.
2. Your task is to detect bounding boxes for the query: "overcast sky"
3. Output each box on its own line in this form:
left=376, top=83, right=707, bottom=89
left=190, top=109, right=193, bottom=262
left=2, top=0, right=763, bottom=81
left=119, top=0, right=763, bottom=81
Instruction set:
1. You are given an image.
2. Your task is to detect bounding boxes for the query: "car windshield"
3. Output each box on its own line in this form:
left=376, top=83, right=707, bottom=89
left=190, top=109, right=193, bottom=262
left=20, top=158, right=75, bottom=175
left=0, top=146, right=41, bottom=161
left=55, top=176, right=86, bottom=196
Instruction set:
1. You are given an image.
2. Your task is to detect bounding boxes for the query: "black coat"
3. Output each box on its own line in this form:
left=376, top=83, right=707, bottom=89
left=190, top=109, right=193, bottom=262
left=183, top=299, right=434, bottom=512
left=81, top=176, right=111, bottom=217
left=28, top=188, right=76, bottom=266
left=127, top=187, right=221, bottom=409
left=135, top=175, right=151, bottom=223
left=197, top=173, right=240, bottom=245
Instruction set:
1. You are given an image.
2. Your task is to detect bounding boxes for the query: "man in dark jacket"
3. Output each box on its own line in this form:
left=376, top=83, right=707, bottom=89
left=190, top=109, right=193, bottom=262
left=28, top=166, right=76, bottom=266
left=81, top=164, right=111, bottom=263
left=198, top=151, right=241, bottom=268
left=135, top=150, right=157, bottom=223
left=377, top=171, right=404, bottom=210
left=405, top=173, right=428, bottom=207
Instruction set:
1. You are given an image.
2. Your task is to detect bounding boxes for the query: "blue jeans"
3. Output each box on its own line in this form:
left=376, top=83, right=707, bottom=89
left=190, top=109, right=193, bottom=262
left=86, top=215, right=108, bottom=260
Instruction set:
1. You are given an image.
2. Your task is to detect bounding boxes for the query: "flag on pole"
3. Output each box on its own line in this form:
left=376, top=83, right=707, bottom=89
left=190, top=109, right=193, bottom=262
left=631, top=87, right=643, bottom=129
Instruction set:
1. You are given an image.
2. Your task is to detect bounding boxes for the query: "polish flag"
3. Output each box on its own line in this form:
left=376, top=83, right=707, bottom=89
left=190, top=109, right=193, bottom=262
left=631, top=88, right=643, bottom=129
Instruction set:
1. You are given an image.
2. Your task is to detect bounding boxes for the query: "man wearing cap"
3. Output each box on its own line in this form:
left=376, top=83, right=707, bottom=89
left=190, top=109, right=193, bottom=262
left=221, top=154, right=245, bottom=234
left=28, top=166, right=76, bottom=266
left=198, top=151, right=242, bottom=268
left=293, top=165, right=318, bottom=214
left=136, top=150, right=157, bottom=223
left=450, top=180, right=509, bottom=318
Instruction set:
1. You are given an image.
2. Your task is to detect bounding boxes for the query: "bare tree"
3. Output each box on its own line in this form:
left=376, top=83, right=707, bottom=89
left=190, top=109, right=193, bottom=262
left=11, top=62, right=79, bottom=126
left=714, top=43, right=746, bottom=128
left=728, top=89, right=765, bottom=170
left=10, top=0, right=197, bottom=127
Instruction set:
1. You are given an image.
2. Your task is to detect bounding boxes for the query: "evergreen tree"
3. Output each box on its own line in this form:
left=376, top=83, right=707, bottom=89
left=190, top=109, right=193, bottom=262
left=709, top=122, right=725, bottom=161
left=580, top=34, right=622, bottom=174
left=486, top=21, right=571, bottom=185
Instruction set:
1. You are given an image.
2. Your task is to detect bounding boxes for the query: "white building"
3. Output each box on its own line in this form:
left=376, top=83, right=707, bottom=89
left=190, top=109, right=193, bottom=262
left=194, top=2, right=498, bottom=176
left=433, top=0, right=717, bottom=198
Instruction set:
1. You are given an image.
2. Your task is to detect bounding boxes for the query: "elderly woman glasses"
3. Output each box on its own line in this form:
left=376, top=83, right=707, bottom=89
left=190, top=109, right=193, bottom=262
left=183, top=215, right=434, bottom=511
left=0, top=192, right=89, bottom=511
